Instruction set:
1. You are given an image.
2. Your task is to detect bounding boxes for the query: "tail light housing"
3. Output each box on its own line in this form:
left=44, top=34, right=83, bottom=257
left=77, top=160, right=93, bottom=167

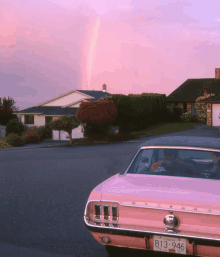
left=85, top=202, right=119, bottom=227
left=103, top=205, right=110, bottom=220
left=112, top=206, right=118, bottom=221
left=95, top=204, right=101, bottom=219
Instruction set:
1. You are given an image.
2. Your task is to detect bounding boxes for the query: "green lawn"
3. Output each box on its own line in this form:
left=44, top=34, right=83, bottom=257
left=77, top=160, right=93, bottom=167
left=130, top=122, right=204, bottom=137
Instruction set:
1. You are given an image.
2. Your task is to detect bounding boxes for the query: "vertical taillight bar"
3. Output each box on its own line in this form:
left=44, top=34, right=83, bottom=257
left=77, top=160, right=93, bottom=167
left=112, top=206, right=118, bottom=221
left=94, top=204, right=101, bottom=219
left=103, top=205, right=110, bottom=220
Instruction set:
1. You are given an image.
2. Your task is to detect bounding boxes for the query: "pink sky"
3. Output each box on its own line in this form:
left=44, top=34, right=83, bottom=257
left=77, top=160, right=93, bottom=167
left=1, top=0, right=220, bottom=110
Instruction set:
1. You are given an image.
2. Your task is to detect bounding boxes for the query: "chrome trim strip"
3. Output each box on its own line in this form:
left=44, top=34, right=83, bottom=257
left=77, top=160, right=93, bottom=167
left=120, top=148, right=141, bottom=176
left=84, top=216, right=220, bottom=242
left=140, top=146, right=220, bottom=152
left=85, top=200, right=220, bottom=216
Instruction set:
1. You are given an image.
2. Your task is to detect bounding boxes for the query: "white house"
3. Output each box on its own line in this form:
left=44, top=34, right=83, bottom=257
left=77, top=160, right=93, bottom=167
left=15, top=85, right=111, bottom=140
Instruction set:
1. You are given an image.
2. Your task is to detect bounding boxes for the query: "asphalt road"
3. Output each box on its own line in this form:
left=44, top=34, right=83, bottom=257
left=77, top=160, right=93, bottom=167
left=0, top=126, right=219, bottom=256
left=0, top=141, right=143, bottom=257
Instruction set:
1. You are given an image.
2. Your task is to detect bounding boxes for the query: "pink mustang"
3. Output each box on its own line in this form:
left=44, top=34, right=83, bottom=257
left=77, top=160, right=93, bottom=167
left=84, top=136, right=220, bottom=256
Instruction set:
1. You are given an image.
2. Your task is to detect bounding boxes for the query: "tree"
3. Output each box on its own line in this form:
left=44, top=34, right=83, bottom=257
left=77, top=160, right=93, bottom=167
left=0, top=107, right=18, bottom=125
left=49, top=115, right=80, bottom=144
left=6, top=119, right=27, bottom=136
left=76, top=100, right=118, bottom=125
left=0, top=96, right=19, bottom=125
left=0, top=97, right=19, bottom=112
left=76, top=100, right=118, bottom=140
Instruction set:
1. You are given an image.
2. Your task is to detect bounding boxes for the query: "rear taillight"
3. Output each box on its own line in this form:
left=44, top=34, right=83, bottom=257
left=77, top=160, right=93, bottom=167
left=94, top=204, right=101, bottom=219
left=103, top=205, right=110, bottom=220
left=85, top=202, right=119, bottom=227
left=112, top=206, right=118, bottom=221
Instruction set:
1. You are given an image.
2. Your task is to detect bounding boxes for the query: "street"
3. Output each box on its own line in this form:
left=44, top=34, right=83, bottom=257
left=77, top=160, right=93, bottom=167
left=0, top=142, right=141, bottom=256
left=1, top=125, right=218, bottom=256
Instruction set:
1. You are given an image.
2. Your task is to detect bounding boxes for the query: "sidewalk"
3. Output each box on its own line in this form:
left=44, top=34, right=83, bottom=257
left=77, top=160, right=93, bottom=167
left=0, top=139, right=68, bottom=151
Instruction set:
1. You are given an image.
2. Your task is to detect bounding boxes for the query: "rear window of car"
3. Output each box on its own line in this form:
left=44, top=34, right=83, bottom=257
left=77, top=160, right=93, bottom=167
left=126, top=148, right=220, bottom=180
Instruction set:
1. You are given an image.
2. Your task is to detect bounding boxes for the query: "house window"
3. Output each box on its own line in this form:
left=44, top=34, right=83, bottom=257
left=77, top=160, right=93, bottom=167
left=45, top=116, right=53, bottom=125
left=24, top=115, right=34, bottom=124
left=191, top=103, right=199, bottom=115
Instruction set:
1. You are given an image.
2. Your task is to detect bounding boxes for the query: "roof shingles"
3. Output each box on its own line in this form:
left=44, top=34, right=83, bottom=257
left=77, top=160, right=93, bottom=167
left=166, top=79, right=220, bottom=102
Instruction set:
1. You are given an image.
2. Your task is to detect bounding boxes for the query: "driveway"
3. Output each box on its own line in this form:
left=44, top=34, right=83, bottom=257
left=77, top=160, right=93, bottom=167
left=129, top=125, right=220, bottom=143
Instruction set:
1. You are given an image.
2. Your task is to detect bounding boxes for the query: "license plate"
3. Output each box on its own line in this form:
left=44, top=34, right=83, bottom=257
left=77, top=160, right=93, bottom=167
left=154, top=235, right=186, bottom=254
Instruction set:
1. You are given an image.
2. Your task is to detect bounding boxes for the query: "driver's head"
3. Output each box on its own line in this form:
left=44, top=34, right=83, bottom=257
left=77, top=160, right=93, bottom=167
left=163, top=149, right=178, bottom=159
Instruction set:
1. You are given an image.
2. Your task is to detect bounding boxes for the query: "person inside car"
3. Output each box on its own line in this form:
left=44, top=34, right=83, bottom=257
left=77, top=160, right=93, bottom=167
left=150, top=149, right=194, bottom=173
left=207, top=152, right=220, bottom=174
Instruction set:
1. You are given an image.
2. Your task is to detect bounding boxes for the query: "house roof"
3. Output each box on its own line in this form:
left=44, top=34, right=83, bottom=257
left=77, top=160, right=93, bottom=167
left=166, top=79, right=220, bottom=102
left=76, top=90, right=111, bottom=101
left=34, top=90, right=111, bottom=107
left=15, top=106, right=78, bottom=115
left=16, top=90, right=112, bottom=114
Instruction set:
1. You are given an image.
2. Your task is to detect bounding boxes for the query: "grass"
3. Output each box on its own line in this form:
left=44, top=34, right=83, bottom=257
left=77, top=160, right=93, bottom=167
left=130, top=122, right=203, bottom=137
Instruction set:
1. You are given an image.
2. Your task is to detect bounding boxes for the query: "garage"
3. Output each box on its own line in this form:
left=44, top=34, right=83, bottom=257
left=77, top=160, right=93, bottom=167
left=52, top=125, right=84, bottom=140
left=212, top=104, right=220, bottom=127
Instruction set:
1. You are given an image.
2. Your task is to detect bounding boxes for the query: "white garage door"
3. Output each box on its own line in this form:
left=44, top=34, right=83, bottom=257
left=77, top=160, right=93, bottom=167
left=53, top=125, right=84, bottom=140
left=212, top=104, right=220, bottom=126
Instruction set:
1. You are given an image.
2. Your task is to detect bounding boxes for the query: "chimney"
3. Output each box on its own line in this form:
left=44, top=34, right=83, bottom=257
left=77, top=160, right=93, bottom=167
left=215, top=68, right=220, bottom=78
left=102, top=84, right=107, bottom=92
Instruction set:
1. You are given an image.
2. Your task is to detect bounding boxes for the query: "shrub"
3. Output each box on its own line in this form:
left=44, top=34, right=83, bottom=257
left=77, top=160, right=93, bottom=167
left=165, top=105, right=183, bottom=122
left=6, top=119, right=27, bottom=136
left=82, top=123, right=110, bottom=141
left=180, top=113, right=198, bottom=122
left=6, top=133, right=26, bottom=147
left=37, top=125, right=52, bottom=141
left=0, top=138, right=12, bottom=148
left=21, top=126, right=41, bottom=144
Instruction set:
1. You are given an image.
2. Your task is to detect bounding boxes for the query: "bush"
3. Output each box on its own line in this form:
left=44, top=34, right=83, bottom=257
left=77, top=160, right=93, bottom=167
left=6, top=119, right=27, bottom=136
left=165, top=105, right=183, bottom=122
left=21, top=126, right=42, bottom=144
left=37, top=125, right=52, bottom=140
left=82, top=123, right=110, bottom=141
left=6, top=133, right=26, bottom=147
left=180, top=113, right=198, bottom=122
left=0, top=138, right=12, bottom=148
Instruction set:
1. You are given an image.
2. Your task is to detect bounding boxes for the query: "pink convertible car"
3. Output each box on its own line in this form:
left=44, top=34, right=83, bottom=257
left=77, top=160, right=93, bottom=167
left=84, top=136, right=220, bottom=256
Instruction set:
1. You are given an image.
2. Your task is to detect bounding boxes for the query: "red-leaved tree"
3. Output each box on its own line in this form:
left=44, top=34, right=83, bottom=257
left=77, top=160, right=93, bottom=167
left=76, top=100, right=118, bottom=140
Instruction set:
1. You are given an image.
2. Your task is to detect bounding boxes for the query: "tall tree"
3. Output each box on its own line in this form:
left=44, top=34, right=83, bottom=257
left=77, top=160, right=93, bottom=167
left=0, top=97, right=19, bottom=112
left=0, top=96, right=19, bottom=125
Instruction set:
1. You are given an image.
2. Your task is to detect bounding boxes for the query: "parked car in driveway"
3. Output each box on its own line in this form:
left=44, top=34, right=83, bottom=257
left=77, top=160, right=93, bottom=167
left=84, top=136, right=220, bottom=256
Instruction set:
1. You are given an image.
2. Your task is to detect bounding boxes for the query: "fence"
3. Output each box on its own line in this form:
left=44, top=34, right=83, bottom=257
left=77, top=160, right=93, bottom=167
left=0, top=125, right=6, bottom=139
